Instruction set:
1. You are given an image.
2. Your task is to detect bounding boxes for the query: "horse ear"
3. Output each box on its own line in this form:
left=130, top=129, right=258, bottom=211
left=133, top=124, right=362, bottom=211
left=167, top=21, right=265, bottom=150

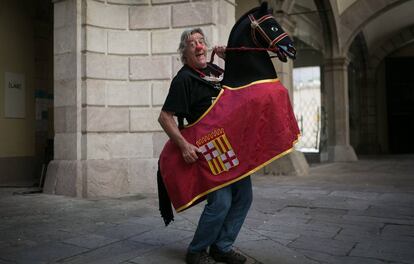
left=268, top=7, right=274, bottom=14
left=259, top=1, right=268, bottom=12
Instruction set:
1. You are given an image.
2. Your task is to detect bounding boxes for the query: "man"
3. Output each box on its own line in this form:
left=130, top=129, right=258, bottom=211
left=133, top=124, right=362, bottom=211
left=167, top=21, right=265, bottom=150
left=158, top=28, right=252, bottom=264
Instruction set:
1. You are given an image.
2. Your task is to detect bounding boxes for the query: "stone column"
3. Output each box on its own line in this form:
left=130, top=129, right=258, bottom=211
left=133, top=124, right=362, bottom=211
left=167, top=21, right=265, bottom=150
left=44, top=0, right=83, bottom=197
left=264, top=13, right=309, bottom=176
left=45, top=0, right=236, bottom=198
left=322, top=57, right=358, bottom=161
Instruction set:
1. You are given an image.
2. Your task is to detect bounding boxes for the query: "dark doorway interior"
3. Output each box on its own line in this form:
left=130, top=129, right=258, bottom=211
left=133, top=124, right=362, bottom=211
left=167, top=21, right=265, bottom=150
left=385, top=57, right=414, bottom=154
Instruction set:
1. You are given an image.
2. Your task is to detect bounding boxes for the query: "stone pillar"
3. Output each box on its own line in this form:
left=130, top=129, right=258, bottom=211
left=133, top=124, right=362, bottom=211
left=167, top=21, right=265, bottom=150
left=44, top=0, right=83, bottom=197
left=264, top=13, right=309, bottom=176
left=44, top=0, right=235, bottom=198
left=321, top=57, right=357, bottom=162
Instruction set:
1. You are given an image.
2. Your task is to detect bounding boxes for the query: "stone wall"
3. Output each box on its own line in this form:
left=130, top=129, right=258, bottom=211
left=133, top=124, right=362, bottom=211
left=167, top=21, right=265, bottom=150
left=45, top=0, right=235, bottom=197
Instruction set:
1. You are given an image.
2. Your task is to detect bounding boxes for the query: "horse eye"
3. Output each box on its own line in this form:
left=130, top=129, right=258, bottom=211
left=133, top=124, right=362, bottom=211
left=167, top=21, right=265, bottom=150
left=271, top=26, right=278, bottom=32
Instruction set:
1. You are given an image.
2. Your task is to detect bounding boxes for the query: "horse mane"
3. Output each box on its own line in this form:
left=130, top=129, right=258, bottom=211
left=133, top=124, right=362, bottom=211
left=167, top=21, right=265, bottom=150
left=227, top=7, right=260, bottom=45
left=227, top=3, right=270, bottom=46
left=229, top=7, right=260, bottom=42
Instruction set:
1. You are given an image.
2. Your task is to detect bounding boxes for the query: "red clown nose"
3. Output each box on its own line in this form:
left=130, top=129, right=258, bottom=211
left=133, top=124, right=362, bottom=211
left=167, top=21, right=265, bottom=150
left=195, top=44, right=204, bottom=51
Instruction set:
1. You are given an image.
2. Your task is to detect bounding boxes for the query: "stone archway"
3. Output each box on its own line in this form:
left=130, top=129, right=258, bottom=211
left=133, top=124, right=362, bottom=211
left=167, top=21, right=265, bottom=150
left=339, top=0, right=414, bottom=156
left=314, top=0, right=358, bottom=162
left=368, top=26, right=414, bottom=154
left=340, top=0, right=410, bottom=52
left=369, top=25, right=414, bottom=70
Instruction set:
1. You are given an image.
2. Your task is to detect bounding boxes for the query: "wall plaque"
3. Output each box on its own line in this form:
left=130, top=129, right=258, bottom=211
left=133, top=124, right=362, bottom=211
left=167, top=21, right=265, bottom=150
left=5, top=72, right=26, bottom=118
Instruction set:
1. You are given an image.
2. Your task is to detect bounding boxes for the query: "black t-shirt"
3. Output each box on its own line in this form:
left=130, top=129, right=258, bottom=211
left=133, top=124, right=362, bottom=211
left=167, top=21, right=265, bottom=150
left=162, top=63, right=223, bottom=125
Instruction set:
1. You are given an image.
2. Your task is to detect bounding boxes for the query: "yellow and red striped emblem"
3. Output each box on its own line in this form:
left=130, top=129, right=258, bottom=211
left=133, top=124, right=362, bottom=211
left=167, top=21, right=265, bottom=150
left=197, top=128, right=239, bottom=175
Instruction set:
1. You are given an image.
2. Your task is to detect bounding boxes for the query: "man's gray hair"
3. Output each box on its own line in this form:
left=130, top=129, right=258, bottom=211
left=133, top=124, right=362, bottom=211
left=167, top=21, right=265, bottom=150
left=178, top=28, right=208, bottom=64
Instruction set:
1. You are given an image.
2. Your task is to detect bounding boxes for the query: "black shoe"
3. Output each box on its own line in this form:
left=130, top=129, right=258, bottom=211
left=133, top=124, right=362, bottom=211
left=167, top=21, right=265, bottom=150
left=186, top=251, right=216, bottom=264
left=209, top=246, right=247, bottom=264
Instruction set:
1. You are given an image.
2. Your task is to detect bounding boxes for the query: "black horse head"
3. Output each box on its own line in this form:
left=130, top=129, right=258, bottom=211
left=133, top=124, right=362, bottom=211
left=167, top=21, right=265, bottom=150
left=249, top=3, right=296, bottom=62
left=223, top=2, right=296, bottom=87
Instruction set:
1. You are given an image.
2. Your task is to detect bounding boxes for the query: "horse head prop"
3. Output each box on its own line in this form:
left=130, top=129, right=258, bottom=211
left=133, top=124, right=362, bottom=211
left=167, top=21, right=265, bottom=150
left=221, top=2, right=296, bottom=87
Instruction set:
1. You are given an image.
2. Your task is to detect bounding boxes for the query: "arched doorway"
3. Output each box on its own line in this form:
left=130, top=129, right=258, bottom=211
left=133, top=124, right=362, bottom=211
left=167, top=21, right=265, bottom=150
left=385, top=46, right=414, bottom=154
left=292, top=38, right=323, bottom=162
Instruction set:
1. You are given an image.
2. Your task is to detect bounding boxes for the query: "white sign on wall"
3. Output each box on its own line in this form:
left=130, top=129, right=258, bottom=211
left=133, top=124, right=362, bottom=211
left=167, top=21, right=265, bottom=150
left=5, top=72, right=26, bottom=118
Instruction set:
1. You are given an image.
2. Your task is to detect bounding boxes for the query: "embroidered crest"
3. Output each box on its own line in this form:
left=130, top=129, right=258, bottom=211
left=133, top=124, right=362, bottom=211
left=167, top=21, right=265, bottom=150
left=196, top=128, right=239, bottom=175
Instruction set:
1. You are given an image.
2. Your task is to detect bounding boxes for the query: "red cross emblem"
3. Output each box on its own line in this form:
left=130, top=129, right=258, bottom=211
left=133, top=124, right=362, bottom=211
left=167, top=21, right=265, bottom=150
left=220, top=150, right=239, bottom=170
left=197, top=128, right=239, bottom=175
left=200, top=142, right=219, bottom=161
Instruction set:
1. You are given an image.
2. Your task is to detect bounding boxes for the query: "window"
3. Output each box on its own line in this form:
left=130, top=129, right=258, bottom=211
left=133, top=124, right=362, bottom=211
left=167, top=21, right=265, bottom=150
left=293, top=67, right=321, bottom=152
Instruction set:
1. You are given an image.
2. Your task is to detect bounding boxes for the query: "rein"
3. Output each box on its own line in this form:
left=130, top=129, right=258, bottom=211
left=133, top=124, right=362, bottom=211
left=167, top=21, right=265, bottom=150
left=210, top=47, right=279, bottom=63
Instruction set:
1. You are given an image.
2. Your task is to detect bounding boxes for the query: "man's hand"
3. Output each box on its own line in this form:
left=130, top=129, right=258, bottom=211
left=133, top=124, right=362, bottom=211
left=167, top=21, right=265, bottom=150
left=158, top=110, right=202, bottom=164
left=213, top=45, right=226, bottom=60
left=180, top=142, right=201, bottom=164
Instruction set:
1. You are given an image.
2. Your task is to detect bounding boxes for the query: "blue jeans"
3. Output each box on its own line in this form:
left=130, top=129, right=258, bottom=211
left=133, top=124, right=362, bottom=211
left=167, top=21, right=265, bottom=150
left=188, top=176, right=253, bottom=253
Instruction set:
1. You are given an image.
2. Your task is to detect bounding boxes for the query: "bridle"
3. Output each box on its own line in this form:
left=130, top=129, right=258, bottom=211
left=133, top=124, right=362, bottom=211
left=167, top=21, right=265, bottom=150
left=248, top=14, right=289, bottom=49
left=210, top=13, right=290, bottom=63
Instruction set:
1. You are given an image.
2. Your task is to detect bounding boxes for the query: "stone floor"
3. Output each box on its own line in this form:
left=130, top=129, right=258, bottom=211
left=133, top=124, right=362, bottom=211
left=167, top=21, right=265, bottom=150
left=0, top=155, right=413, bottom=264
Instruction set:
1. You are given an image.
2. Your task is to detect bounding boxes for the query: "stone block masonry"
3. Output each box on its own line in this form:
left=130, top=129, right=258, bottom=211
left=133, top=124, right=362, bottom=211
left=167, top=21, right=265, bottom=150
left=151, top=81, right=170, bottom=106
left=129, top=56, right=172, bottom=80
left=82, top=107, right=130, bottom=132
left=83, top=26, right=106, bottom=53
left=83, top=133, right=153, bottom=160
left=108, top=30, right=149, bottom=55
left=86, top=0, right=128, bottom=29
left=129, top=5, right=170, bottom=29
left=172, top=2, right=214, bottom=27
left=46, top=0, right=236, bottom=198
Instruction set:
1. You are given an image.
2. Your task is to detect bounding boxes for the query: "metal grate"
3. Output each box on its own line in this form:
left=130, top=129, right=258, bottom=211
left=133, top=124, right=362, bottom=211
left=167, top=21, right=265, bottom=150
left=293, top=67, right=321, bottom=152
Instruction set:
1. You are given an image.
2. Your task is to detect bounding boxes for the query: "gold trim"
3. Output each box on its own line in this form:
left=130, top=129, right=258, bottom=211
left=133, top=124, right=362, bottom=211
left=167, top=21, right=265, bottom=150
left=185, top=79, right=280, bottom=128
left=222, top=78, right=279, bottom=90
left=176, top=134, right=300, bottom=212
